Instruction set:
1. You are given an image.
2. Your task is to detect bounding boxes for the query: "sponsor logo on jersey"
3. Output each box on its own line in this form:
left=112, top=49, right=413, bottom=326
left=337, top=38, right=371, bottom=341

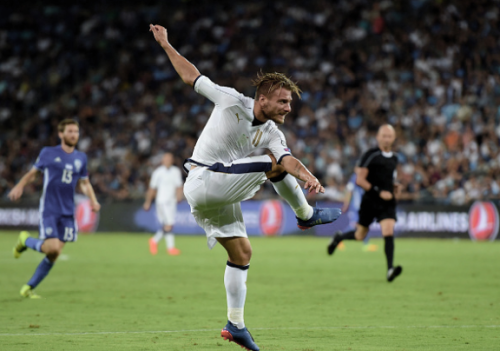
left=260, top=200, right=284, bottom=236
left=54, top=157, right=61, bottom=162
left=468, top=201, right=499, bottom=241
left=75, top=197, right=100, bottom=233
left=74, top=159, right=82, bottom=172
left=65, top=164, right=73, bottom=170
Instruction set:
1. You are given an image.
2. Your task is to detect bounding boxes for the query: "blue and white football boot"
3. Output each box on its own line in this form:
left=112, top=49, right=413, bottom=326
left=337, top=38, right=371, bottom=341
left=297, top=207, right=342, bottom=230
left=221, top=321, right=260, bottom=351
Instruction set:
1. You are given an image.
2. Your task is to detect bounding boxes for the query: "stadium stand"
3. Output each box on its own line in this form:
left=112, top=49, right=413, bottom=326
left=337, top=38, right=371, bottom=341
left=1, top=0, right=499, bottom=204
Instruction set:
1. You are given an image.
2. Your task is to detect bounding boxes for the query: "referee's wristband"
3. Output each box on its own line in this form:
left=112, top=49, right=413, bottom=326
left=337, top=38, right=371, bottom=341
left=370, top=185, right=381, bottom=195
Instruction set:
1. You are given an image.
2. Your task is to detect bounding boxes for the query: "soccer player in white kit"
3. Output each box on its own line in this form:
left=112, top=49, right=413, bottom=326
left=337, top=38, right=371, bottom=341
left=150, top=24, right=341, bottom=351
left=143, top=152, right=183, bottom=256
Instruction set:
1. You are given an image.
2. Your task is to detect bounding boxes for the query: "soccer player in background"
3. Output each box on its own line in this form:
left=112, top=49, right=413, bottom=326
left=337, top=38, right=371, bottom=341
left=150, top=24, right=341, bottom=351
left=332, top=170, right=378, bottom=253
left=143, top=152, right=183, bottom=256
left=328, top=125, right=402, bottom=282
left=9, top=119, right=100, bottom=298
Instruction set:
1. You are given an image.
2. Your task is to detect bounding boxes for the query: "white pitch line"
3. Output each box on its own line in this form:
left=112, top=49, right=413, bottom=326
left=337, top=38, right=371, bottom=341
left=0, top=325, right=499, bottom=337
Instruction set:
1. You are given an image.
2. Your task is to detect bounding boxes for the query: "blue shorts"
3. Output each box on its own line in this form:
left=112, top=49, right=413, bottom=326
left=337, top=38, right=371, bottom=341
left=39, top=215, right=78, bottom=242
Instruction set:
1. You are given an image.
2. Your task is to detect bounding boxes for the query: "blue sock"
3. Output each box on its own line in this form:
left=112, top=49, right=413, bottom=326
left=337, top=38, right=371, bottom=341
left=25, top=237, right=43, bottom=252
left=27, top=257, right=54, bottom=289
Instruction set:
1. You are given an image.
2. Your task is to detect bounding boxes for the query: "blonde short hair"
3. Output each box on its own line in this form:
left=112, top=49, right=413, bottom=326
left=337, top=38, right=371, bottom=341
left=252, top=72, right=302, bottom=99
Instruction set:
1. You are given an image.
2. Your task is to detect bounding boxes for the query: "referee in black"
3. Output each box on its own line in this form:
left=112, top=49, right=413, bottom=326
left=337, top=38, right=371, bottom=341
left=327, top=124, right=402, bottom=282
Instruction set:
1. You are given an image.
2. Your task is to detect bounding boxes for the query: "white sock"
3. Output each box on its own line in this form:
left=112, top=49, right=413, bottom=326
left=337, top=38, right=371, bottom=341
left=152, top=230, right=163, bottom=243
left=271, top=173, right=313, bottom=220
left=224, top=262, right=248, bottom=329
left=165, top=233, right=175, bottom=249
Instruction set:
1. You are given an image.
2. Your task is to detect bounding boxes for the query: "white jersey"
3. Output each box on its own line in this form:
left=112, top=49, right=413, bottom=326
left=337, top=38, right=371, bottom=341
left=188, top=76, right=291, bottom=167
left=149, top=165, right=183, bottom=204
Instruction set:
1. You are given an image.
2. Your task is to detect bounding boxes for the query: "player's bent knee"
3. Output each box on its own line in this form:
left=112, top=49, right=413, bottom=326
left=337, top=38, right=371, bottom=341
left=46, top=253, right=59, bottom=262
left=354, top=226, right=369, bottom=241
left=46, top=246, right=62, bottom=256
left=242, top=247, right=252, bottom=262
left=45, top=248, right=62, bottom=261
left=229, top=248, right=252, bottom=266
left=218, top=237, right=252, bottom=265
left=42, top=240, right=63, bottom=257
left=238, top=250, right=252, bottom=265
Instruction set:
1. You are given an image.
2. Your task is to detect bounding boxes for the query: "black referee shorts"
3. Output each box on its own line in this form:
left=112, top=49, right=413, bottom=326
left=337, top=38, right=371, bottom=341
left=358, top=197, right=397, bottom=228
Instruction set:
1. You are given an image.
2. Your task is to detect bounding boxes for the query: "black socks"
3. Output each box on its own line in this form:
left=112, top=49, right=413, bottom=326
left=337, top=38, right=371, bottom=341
left=384, top=236, right=394, bottom=269
left=338, top=230, right=356, bottom=241
left=337, top=232, right=395, bottom=270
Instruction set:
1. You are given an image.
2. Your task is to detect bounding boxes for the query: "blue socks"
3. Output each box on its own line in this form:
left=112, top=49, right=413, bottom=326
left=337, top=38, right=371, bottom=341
left=27, top=257, right=54, bottom=289
left=25, top=237, right=43, bottom=252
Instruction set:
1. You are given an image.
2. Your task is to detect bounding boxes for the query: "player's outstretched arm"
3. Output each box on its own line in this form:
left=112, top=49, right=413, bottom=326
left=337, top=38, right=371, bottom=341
left=8, top=168, right=39, bottom=201
left=149, top=24, right=200, bottom=86
left=281, top=156, right=324, bottom=194
left=77, top=178, right=101, bottom=212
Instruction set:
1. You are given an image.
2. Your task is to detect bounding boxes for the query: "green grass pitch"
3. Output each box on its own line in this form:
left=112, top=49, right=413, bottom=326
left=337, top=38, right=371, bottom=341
left=0, top=231, right=499, bottom=350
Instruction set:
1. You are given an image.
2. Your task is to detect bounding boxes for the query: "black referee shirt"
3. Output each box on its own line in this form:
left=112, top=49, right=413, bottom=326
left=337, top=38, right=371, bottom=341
left=358, top=147, right=398, bottom=199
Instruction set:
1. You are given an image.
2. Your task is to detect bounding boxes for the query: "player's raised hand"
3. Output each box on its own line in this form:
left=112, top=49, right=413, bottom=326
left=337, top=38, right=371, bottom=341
left=8, top=185, right=23, bottom=201
left=304, top=177, right=325, bottom=194
left=149, top=24, right=168, bottom=47
left=143, top=202, right=151, bottom=211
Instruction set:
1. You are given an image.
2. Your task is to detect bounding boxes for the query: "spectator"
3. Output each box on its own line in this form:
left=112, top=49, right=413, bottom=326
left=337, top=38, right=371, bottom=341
left=1, top=1, right=499, bottom=206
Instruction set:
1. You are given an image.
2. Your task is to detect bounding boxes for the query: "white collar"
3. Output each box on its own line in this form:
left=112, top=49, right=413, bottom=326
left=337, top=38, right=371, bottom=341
left=381, top=151, right=393, bottom=158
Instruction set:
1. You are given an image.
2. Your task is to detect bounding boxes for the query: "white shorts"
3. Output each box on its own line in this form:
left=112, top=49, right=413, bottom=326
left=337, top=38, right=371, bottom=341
left=156, top=202, right=177, bottom=226
left=183, top=155, right=272, bottom=249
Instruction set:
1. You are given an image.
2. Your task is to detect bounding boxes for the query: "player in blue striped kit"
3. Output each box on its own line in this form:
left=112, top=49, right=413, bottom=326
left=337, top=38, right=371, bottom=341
left=9, top=119, right=100, bottom=298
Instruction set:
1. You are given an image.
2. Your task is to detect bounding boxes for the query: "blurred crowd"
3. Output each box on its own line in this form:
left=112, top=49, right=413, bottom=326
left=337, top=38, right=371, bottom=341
left=1, top=0, right=500, bottom=205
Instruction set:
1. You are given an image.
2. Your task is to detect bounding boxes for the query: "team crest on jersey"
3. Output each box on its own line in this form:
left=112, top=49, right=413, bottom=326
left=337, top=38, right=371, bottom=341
left=237, top=133, right=249, bottom=147
left=46, top=227, right=53, bottom=235
left=74, top=159, right=82, bottom=172
left=54, top=157, right=61, bottom=162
